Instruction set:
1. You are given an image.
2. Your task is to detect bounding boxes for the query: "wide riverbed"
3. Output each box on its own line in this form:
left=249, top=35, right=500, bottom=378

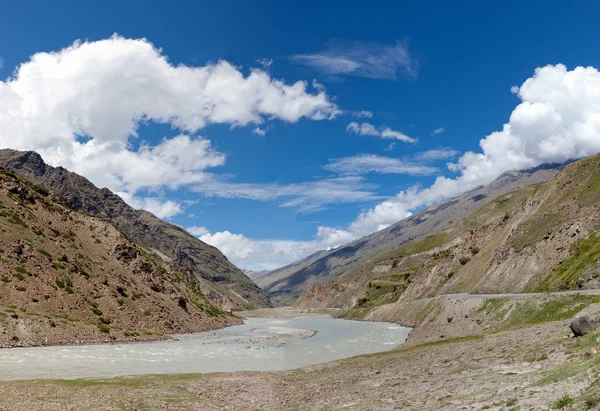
left=0, top=315, right=411, bottom=380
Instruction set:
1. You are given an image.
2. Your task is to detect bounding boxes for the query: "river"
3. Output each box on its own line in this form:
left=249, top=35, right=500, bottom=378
left=0, top=315, right=411, bottom=380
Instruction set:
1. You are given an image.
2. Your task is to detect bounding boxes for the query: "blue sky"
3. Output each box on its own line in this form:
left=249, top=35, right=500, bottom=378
left=1, top=1, right=600, bottom=270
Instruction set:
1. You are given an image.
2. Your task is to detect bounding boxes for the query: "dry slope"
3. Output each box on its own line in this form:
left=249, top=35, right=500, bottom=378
left=297, top=152, right=600, bottom=322
left=260, top=164, right=564, bottom=305
left=0, top=168, right=241, bottom=347
left=0, top=149, right=271, bottom=310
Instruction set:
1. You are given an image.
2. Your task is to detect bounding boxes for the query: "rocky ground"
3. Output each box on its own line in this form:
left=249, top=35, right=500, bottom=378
left=2, top=302, right=600, bottom=410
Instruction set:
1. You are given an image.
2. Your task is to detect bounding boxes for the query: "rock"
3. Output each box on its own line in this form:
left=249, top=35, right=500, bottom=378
left=570, top=312, right=597, bottom=337
left=586, top=348, right=598, bottom=357
left=447, top=317, right=453, bottom=323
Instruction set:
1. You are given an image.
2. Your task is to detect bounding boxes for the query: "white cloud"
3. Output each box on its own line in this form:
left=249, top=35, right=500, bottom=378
left=291, top=40, right=418, bottom=80
left=116, top=192, right=182, bottom=219
left=200, top=226, right=356, bottom=271
left=353, top=110, right=373, bottom=118
left=257, top=58, right=273, bottom=70
left=414, top=148, right=460, bottom=161
left=0, top=35, right=338, bottom=217
left=325, top=154, right=438, bottom=176
left=193, top=176, right=379, bottom=213
left=252, top=127, right=267, bottom=136
left=327, top=64, right=600, bottom=241
left=510, top=85, right=519, bottom=94
left=208, top=64, right=600, bottom=271
left=0, top=57, right=3, bottom=69
left=431, top=127, right=445, bottom=135
left=384, top=142, right=396, bottom=151
left=186, top=226, right=209, bottom=236
left=347, top=122, right=417, bottom=143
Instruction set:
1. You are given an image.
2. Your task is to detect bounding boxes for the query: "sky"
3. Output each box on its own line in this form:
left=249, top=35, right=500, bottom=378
left=1, top=0, right=600, bottom=271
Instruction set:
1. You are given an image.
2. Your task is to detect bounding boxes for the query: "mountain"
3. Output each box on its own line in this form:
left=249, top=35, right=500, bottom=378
left=0, top=168, right=242, bottom=347
left=0, top=150, right=271, bottom=310
left=259, top=164, right=566, bottom=305
left=297, top=152, right=600, bottom=315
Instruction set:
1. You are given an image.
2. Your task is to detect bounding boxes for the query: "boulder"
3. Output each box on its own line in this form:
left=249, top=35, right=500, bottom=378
left=570, top=312, right=597, bottom=337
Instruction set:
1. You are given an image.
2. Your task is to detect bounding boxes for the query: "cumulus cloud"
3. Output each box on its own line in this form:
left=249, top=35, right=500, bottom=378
left=346, top=122, right=417, bottom=143
left=431, top=127, right=445, bottom=135
left=116, top=192, right=182, bottom=219
left=186, top=226, right=209, bottom=236
left=326, top=64, right=600, bottom=241
left=0, top=35, right=339, bottom=217
left=208, top=64, right=600, bottom=271
left=291, top=40, right=418, bottom=80
left=193, top=176, right=379, bottom=213
left=325, top=154, right=438, bottom=176
left=199, top=226, right=356, bottom=271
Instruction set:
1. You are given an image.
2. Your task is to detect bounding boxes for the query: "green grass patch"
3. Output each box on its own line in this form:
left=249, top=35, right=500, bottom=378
left=537, top=231, right=600, bottom=291
left=37, top=249, right=52, bottom=258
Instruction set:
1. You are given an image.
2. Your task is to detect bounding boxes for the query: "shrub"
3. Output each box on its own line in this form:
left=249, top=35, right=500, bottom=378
left=55, top=279, right=65, bottom=288
left=553, top=394, right=574, bottom=409
left=470, top=246, right=480, bottom=255
left=89, top=301, right=99, bottom=308
left=64, top=286, right=74, bottom=294
left=31, top=298, right=39, bottom=302
left=99, top=317, right=111, bottom=325
left=97, top=324, right=110, bottom=334
left=32, top=184, right=49, bottom=196
left=459, top=256, right=471, bottom=265
left=356, top=297, right=368, bottom=307
left=15, top=286, right=26, bottom=291
left=143, top=310, right=151, bottom=316
left=117, top=299, right=125, bottom=306
left=13, top=273, right=25, bottom=281
left=13, top=266, right=27, bottom=274
left=583, top=392, right=600, bottom=409
left=58, top=254, right=68, bottom=262
left=51, top=262, right=65, bottom=270
left=37, top=249, right=52, bottom=258
left=1, top=277, right=9, bottom=283
left=91, top=307, right=103, bottom=316
left=43, top=295, right=50, bottom=300
left=65, top=279, right=73, bottom=288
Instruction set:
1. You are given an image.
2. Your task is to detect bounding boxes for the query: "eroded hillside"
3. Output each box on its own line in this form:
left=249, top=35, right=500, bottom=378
left=297, top=153, right=600, bottom=321
left=0, top=149, right=271, bottom=310
left=0, top=169, right=240, bottom=347
left=260, top=164, right=564, bottom=305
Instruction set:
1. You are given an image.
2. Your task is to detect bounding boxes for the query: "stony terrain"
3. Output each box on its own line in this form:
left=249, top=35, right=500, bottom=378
left=2, top=296, right=600, bottom=410
left=0, top=168, right=241, bottom=347
left=0, top=149, right=271, bottom=310
left=258, top=164, right=565, bottom=305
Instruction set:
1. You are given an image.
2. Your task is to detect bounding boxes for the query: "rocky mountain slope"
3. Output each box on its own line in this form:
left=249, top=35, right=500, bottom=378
left=297, top=152, right=600, bottom=319
left=0, top=168, right=243, bottom=347
left=259, top=164, right=565, bottom=305
left=0, top=150, right=271, bottom=310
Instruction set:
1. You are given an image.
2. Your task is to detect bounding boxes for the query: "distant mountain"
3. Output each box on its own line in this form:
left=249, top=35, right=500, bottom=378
left=259, top=163, right=567, bottom=305
left=0, top=150, right=271, bottom=310
left=0, top=168, right=242, bottom=347
left=297, top=152, right=600, bottom=317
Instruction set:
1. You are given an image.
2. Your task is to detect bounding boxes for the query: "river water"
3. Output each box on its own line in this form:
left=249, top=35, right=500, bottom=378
left=0, top=315, right=411, bottom=380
